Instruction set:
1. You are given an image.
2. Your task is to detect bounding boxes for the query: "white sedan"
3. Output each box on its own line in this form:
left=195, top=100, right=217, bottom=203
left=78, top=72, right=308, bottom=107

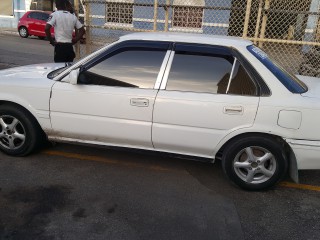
left=0, top=32, right=319, bottom=190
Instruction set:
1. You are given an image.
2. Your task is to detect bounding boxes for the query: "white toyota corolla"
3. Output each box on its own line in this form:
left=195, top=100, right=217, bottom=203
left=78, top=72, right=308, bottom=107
left=0, top=32, right=319, bottom=190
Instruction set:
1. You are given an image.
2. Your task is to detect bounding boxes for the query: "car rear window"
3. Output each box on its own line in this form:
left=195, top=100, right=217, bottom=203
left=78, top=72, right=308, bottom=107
left=247, top=45, right=307, bottom=93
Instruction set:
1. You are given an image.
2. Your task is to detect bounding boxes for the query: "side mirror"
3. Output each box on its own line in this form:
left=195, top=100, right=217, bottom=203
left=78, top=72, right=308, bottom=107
left=68, top=68, right=80, bottom=85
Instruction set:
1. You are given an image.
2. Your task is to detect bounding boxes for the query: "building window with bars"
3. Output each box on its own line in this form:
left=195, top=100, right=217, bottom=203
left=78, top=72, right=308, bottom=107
left=105, top=1, right=133, bottom=25
left=172, top=6, right=203, bottom=29
left=170, top=0, right=204, bottom=32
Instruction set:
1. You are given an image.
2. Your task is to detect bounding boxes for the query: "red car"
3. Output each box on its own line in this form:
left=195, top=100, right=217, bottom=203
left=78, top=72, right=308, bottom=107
left=18, top=10, right=54, bottom=39
left=17, top=10, right=85, bottom=43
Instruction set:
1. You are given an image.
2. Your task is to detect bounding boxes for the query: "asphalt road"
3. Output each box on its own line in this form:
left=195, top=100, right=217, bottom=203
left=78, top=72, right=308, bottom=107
left=0, top=33, right=52, bottom=69
left=0, top=33, right=320, bottom=240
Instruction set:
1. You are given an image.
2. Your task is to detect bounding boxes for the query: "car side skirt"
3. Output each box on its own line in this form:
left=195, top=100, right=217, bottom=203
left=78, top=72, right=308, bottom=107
left=47, top=136, right=215, bottom=163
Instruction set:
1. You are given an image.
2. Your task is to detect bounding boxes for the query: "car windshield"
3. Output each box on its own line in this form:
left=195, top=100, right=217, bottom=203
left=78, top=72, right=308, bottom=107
left=247, top=45, right=307, bottom=93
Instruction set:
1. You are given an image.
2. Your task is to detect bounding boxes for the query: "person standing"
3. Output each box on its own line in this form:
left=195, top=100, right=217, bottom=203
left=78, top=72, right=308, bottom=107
left=45, top=0, right=85, bottom=63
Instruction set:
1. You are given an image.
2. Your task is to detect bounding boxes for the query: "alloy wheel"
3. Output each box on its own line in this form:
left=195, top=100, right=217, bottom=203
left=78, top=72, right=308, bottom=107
left=233, top=146, right=277, bottom=184
left=0, top=115, right=26, bottom=150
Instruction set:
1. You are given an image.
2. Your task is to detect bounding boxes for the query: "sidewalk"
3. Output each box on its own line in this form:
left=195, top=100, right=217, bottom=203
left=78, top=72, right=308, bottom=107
left=0, top=28, right=19, bottom=36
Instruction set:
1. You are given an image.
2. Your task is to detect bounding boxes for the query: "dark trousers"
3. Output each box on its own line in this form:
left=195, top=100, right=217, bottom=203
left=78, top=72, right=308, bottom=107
left=54, top=43, right=75, bottom=63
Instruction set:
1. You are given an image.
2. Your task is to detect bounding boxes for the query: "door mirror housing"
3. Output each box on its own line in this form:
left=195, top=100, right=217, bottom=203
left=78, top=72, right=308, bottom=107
left=68, top=68, right=80, bottom=85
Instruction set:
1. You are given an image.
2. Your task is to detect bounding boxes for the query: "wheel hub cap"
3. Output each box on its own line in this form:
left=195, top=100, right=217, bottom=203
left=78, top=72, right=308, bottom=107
left=0, top=115, right=26, bottom=150
left=233, top=146, right=277, bottom=184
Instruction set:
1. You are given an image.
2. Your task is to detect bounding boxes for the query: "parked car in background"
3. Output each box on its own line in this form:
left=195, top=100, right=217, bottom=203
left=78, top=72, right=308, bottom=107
left=17, top=10, right=85, bottom=43
left=18, top=10, right=54, bottom=39
left=0, top=33, right=319, bottom=191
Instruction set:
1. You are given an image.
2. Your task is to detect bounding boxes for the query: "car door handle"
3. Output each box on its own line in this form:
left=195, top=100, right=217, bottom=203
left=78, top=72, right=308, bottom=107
left=130, top=98, right=149, bottom=107
left=224, top=106, right=243, bottom=115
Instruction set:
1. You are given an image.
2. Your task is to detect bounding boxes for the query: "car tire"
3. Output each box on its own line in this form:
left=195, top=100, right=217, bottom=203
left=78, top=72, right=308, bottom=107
left=19, top=27, right=29, bottom=38
left=0, top=104, right=44, bottom=156
left=222, top=136, right=288, bottom=191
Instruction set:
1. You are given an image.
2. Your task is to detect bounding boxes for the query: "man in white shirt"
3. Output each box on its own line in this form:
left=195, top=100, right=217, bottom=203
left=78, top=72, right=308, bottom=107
left=45, top=0, right=85, bottom=62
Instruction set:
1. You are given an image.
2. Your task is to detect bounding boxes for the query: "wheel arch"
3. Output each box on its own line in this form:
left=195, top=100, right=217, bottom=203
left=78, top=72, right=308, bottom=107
left=18, top=25, right=29, bottom=37
left=0, top=100, right=48, bottom=156
left=0, top=100, right=45, bottom=133
left=18, top=25, right=29, bottom=32
left=215, top=132, right=299, bottom=183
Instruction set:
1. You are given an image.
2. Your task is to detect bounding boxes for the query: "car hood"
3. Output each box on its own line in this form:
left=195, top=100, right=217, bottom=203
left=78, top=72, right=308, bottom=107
left=297, top=75, right=320, bottom=99
left=0, top=63, right=65, bottom=79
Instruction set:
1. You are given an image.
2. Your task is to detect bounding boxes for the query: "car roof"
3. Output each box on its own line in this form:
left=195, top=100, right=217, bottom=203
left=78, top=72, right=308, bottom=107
left=27, top=10, right=51, bottom=14
left=120, top=32, right=253, bottom=47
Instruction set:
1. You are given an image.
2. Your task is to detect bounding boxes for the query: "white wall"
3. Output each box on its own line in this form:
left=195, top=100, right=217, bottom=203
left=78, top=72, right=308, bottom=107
left=25, top=0, right=31, bottom=11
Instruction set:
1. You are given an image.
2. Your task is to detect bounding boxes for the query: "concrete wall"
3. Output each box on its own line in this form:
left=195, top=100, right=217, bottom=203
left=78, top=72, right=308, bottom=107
left=0, top=0, right=26, bottom=28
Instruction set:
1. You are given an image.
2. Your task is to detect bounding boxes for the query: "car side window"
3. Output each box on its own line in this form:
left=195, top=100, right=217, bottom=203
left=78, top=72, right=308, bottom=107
left=166, top=51, right=233, bottom=94
left=29, top=12, right=45, bottom=20
left=79, top=48, right=167, bottom=89
left=40, top=13, right=49, bottom=21
left=27, top=12, right=36, bottom=19
left=165, top=44, right=258, bottom=96
left=227, top=60, right=257, bottom=96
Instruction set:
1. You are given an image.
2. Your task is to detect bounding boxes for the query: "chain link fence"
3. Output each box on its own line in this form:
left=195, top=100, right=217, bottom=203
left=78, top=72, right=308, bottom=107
left=74, top=0, right=320, bottom=77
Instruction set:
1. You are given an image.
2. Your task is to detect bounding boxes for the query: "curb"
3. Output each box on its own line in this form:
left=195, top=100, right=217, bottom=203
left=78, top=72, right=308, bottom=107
left=0, top=28, right=19, bottom=36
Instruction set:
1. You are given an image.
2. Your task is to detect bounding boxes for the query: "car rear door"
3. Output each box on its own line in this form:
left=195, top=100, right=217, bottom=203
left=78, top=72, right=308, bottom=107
left=50, top=40, right=171, bottom=149
left=152, top=43, right=261, bottom=158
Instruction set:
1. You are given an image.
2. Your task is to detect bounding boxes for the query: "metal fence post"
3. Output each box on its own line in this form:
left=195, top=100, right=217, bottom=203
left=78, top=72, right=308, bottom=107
left=243, top=0, right=252, bottom=38
left=316, top=17, right=320, bottom=41
left=153, top=0, right=158, bottom=31
left=74, top=0, right=80, bottom=59
left=259, top=0, right=270, bottom=48
left=85, top=0, right=91, bottom=55
left=253, top=0, right=263, bottom=44
left=164, top=0, right=170, bottom=31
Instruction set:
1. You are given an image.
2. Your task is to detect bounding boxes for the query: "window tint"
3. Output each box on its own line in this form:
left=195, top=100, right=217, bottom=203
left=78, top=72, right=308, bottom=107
left=28, top=12, right=40, bottom=19
left=79, top=49, right=166, bottom=89
left=228, top=61, right=257, bottom=96
left=166, top=53, right=233, bottom=93
left=247, top=45, right=307, bottom=93
left=40, top=13, right=49, bottom=21
left=27, top=12, right=48, bottom=20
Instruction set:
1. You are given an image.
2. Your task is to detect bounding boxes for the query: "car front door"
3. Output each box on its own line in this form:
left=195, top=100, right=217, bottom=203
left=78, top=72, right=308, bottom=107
left=152, top=43, right=262, bottom=158
left=37, top=12, right=50, bottom=36
left=27, top=12, right=38, bottom=35
left=50, top=41, right=171, bottom=149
